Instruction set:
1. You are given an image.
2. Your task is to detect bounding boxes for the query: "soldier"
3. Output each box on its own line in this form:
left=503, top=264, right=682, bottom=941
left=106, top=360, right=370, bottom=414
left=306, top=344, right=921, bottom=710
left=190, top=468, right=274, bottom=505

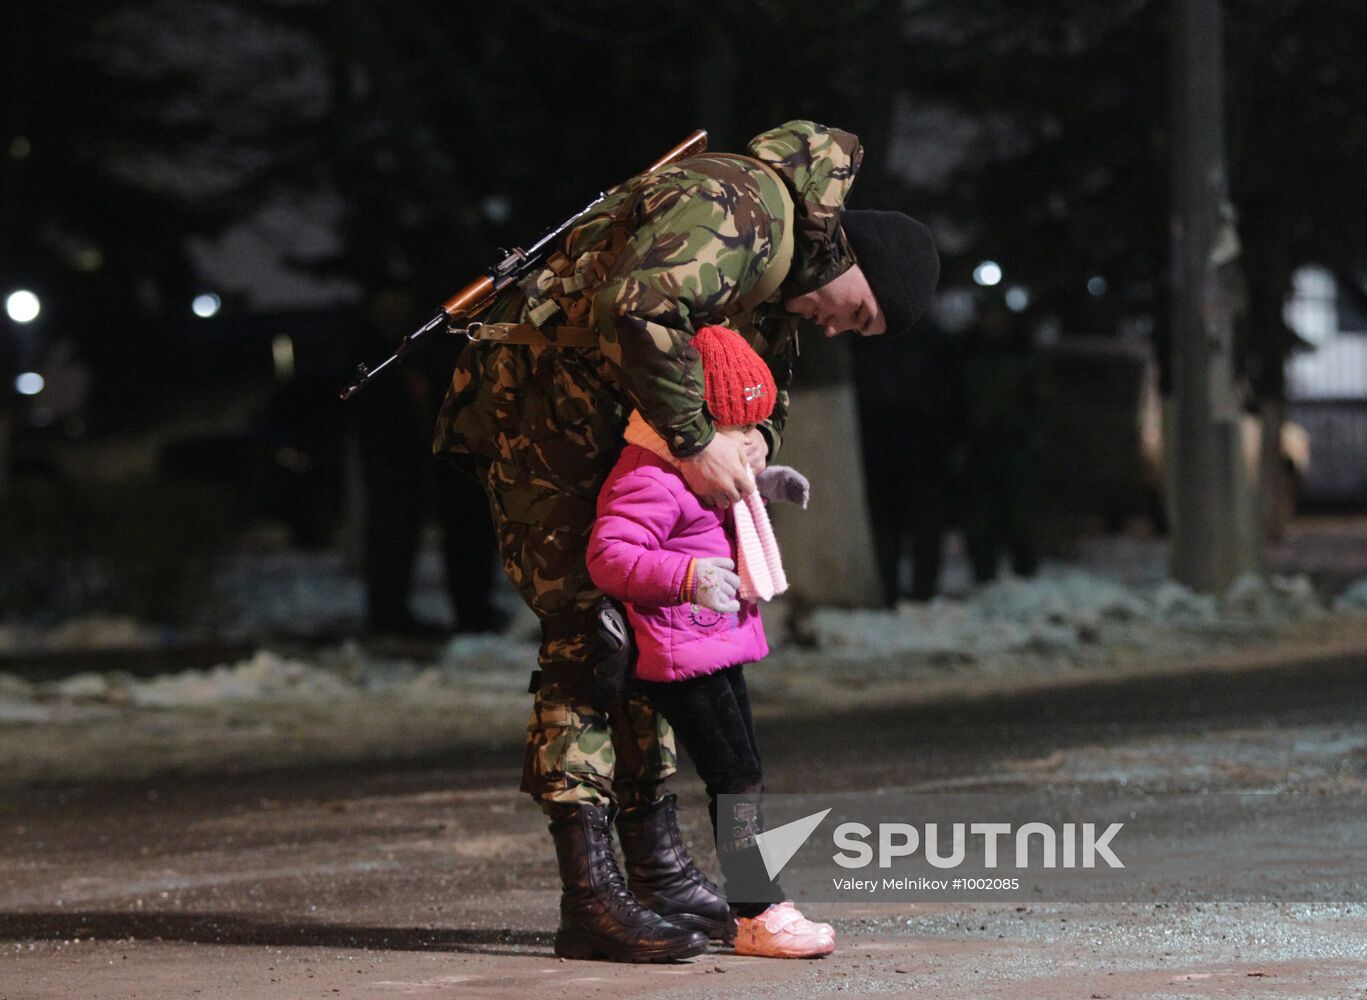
left=434, top=120, right=938, bottom=962
left=961, top=299, right=1050, bottom=584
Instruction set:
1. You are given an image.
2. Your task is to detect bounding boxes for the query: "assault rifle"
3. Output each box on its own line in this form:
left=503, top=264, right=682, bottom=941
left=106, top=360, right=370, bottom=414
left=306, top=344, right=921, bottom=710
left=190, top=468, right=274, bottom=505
left=340, top=129, right=708, bottom=400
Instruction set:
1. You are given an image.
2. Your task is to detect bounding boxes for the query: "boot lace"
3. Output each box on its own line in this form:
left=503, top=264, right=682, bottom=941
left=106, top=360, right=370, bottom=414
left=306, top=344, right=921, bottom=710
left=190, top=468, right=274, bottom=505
left=589, top=814, right=651, bottom=914
left=667, top=807, right=722, bottom=895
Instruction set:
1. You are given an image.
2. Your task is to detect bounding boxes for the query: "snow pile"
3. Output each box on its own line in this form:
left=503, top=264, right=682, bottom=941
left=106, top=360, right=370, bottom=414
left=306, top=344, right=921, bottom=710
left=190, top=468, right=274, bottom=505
left=0, top=632, right=543, bottom=715
left=0, top=674, right=50, bottom=723
left=1, top=567, right=1352, bottom=714
left=803, top=567, right=1326, bottom=660
left=1221, top=572, right=1322, bottom=618
left=0, top=615, right=164, bottom=654
left=1333, top=575, right=1367, bottom=611
left=330, top=634, right=540, bottom=694
left=10, top=651, right=358, bottom=709
left=0, top=672, right=122, bottom=723
left=1150, top=582, right=1218, bottom=621
left=973, top=570, right=1147, bottom=631
left=212, top=552, right=366, bottom=638
left=416, top=633, right=541, bottom=692
left=49, top=672, right=116, bottom=700
left=124, top=650, right=357, bottom=707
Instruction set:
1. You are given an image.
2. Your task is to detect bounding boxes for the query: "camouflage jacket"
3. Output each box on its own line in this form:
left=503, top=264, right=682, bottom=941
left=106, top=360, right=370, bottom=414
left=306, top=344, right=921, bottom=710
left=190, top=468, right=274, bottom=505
left=434, top=120, right=863, bottom=467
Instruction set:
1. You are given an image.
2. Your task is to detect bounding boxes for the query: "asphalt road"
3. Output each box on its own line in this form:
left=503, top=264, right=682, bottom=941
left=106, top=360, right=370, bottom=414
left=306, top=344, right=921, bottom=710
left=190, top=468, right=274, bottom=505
left=3, top=653, right=1366, bottom=999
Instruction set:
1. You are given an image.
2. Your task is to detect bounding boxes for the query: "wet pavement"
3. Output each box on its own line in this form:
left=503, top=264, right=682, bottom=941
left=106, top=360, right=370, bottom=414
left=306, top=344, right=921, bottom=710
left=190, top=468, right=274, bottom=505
left=3, top=652, right=1366, bottom=999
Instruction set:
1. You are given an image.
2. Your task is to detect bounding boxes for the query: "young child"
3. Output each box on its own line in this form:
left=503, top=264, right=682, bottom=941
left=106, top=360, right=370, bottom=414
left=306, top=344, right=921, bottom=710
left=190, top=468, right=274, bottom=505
left=586, top=324, right=834, bottom=959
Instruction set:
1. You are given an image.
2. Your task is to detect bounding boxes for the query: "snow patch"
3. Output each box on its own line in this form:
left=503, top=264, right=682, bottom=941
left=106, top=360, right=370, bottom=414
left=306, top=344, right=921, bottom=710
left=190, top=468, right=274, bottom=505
left=0, top=673, right=44, bottom=722
left=1334, top=575, right=1367, bottom=611
left=124, top=650, right=356, bottom=707
left=49, top=672, right=115, bottom=700
left=0, top=634, right=543, bottom=713
left=1221, top=572, right=1321, bottom=619
left=0, top=615, right=163, bottom=654
left=803, top=568, right=1326, bottom=659
left=1151, top=582, right=1218, bottom=621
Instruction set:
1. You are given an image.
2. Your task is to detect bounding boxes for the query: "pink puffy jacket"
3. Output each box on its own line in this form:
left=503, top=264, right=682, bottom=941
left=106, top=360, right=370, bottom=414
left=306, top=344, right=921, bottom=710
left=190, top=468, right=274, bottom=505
left=587, top=445, right=768, bottom=683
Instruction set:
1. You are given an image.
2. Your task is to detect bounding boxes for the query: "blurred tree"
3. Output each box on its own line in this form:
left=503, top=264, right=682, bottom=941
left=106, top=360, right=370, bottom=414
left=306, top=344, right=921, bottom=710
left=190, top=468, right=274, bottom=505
left=251, top=0, right=902, bottom=300
left=897, top=0, right=1367, bottom=554
left=3, top=0, right=914, bottom=414
left=1169, top=0, right=1257, bottom=590
left=0, top=0, right=328, bottom=425
left=899, top=0, right=1367, bottom=355
left=898, top=1, right=1171, bottom=344
left=242, top=0, right=707, bottom=302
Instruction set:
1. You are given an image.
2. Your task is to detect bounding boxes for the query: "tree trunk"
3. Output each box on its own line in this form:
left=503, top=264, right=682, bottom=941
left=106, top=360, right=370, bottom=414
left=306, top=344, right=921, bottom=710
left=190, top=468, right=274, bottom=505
left=770, top=380, right=885, bottom=609
left=1168, top=0, right=1259, bottom=591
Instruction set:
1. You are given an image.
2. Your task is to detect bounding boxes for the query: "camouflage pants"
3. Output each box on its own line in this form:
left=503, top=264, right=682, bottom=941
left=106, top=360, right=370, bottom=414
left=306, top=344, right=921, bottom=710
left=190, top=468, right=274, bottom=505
left=478, top=456, right=678, bottom=812
left=522, top=676, right=677, bottom=813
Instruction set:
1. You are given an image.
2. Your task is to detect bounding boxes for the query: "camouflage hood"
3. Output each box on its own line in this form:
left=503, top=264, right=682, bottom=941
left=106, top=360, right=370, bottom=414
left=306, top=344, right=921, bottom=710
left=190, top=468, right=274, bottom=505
left=746, top=120, right=864, bottom=295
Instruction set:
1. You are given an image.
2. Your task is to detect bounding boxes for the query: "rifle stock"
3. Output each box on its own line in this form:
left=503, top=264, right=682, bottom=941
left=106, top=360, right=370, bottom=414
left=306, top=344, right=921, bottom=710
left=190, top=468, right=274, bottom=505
left=341, top=129, right=709, bottom=401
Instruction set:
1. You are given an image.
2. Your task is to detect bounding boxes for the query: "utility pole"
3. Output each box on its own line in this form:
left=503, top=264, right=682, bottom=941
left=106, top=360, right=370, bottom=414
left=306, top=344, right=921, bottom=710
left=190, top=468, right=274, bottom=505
left=1168, top=0, right=1258, bottom=591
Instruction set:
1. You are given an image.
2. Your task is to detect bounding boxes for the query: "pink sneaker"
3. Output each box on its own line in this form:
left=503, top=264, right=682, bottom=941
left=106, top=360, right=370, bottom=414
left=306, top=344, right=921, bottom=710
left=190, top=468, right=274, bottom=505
left=732, top=902, right=835, bottom=958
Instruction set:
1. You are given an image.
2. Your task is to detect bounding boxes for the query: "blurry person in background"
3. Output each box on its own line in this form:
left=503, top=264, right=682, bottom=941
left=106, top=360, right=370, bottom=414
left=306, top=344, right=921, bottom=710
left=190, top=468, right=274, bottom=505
left=961, top=298, right=1049, bottom=584
left=356, top=284, right=506, bottom=639
left=851, top=313, right=964, bottom=604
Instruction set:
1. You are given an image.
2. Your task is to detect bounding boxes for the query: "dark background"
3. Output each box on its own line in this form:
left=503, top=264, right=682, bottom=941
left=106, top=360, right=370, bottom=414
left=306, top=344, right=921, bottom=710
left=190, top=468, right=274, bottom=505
left=3, top=0, right=1366, bottom=631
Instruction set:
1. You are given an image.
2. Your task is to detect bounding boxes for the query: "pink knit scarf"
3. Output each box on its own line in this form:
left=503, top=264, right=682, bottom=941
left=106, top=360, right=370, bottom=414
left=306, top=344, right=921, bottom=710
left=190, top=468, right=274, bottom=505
left=623, top=412, right=788, bottom=602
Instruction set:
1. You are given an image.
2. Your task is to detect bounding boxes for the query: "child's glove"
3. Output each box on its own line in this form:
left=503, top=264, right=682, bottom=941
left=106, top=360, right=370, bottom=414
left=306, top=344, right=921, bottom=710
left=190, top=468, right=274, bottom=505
left=684, top=556, right=742, bottom=613
left=756, top=465, right=810, bottom=509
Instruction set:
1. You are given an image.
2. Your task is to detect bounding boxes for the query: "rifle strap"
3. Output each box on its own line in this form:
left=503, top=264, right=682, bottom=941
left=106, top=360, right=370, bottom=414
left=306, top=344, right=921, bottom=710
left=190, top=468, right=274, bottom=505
left=463, top=321, right=598, bottom=348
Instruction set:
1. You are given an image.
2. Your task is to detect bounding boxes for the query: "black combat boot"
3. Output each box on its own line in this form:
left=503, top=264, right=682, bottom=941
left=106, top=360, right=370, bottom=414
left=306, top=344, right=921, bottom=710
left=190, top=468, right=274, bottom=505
left=616, top=793, right=732, bottom=940
left=548, top=804, right=709, bottom=962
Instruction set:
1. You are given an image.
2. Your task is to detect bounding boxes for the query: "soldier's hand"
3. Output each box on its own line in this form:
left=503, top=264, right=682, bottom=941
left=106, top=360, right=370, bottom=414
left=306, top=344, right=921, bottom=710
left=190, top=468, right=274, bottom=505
left=680, top=432, right=756, bottom=509
left=690, top=557, right=742, bottom=613
left=717, top=426, right=768, bottom=476
left=740, top=426, right=769, bottom=475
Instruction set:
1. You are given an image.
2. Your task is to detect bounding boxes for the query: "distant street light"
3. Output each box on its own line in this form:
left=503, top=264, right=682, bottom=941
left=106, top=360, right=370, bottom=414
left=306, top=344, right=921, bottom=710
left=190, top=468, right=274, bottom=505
left=272, top=334, right=295, bottom=382
left=1005, top=286, right=1030, bottom=312
left=973, top=260, right=1003, bottom=287
left=5, top=289, right=41, bottom=323
left=481, top=194, right=512, bottom=224
left=1087, top=275, right=1108, bottom=298
left=15, top=372, right=45, bottom=396
left=192, top=293, right=222, bottom=318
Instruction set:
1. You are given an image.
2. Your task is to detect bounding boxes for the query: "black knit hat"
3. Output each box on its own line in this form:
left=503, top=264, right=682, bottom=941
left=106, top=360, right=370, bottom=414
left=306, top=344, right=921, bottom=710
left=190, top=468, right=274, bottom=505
left=840, top=210, right=940, bottom=333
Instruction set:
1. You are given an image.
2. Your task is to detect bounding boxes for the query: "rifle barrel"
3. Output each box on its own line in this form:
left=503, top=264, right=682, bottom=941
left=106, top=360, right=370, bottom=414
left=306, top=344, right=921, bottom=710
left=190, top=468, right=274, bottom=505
left=339, top=311, right=446, bottom=400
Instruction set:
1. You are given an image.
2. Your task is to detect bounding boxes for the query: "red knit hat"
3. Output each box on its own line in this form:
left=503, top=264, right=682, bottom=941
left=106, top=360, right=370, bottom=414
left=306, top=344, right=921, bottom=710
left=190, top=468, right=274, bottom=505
left=692, top=325, right=777, bottom=426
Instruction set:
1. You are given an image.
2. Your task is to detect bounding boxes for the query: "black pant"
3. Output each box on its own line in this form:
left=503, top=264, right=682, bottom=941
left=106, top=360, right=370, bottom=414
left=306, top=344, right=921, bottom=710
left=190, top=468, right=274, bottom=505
left=360, top=442, right=500, bottom=631
left=865, top=465, right=952, bottom=605
left=636, top=665, right=782, bottom=917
